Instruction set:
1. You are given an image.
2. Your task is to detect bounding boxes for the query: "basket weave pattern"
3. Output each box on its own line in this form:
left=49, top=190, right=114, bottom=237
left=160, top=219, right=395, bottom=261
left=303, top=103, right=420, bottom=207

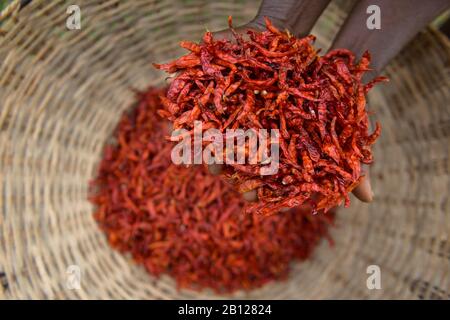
left=0, top=0, right=449, bottom=299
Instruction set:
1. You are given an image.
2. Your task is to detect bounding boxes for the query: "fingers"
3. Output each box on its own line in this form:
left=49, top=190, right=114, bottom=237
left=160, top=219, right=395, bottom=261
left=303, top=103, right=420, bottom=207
left=209, top=159, right=373, bottom=204
left=242, top=189, right=258, bottom=202
left=166, top=73, right=177, bottom=85
left=210, top=29, right=234, bottom=42
left=290, top=204, right=313, bottom=213
left=352, top=165, right=373, bottom=203
left=208, top=162, right=337, bottom=210
left=208, top=163, right=223, bottom=175
left=208, top=164, right=259, bottom=202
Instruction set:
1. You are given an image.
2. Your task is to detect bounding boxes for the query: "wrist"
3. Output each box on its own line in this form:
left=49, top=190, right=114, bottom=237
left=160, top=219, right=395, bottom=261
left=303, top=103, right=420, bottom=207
left=249, top=15, right=291, bottom=33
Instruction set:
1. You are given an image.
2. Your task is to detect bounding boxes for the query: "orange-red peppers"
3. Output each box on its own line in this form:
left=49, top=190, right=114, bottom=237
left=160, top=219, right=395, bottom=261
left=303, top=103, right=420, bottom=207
left=154, top=17, right=387, bottom=215
left=89, top=87, right=335, bottom=293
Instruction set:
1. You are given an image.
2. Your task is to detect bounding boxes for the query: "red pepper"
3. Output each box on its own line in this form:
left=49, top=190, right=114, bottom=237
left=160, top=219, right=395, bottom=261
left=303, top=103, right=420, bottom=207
left=154, top=17, right=387, bottom=215
left=89, top=87, right=336, bottom=293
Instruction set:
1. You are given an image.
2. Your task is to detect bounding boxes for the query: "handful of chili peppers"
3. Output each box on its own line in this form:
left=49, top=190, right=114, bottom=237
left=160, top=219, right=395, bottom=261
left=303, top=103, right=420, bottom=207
left=89, top=87, right=335, bottom=293
left=154, top=17, right=387, bottom=215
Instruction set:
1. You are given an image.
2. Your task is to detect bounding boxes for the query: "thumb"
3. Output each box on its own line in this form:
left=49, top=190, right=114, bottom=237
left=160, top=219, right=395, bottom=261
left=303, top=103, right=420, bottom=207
left=352, top=164, right=374, bottom=202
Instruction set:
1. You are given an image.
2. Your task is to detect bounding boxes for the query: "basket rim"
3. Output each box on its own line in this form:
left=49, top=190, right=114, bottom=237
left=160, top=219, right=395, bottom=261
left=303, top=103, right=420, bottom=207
left=0, top=0, right=20, bottom=23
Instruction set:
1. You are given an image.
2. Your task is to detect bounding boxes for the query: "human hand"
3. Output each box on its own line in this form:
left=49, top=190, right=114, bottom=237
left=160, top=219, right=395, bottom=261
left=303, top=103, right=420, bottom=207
left=210, top=21, right=263, bottom=42
left=207, top=23, right=374, bottom=205
left=327, top=0, right=449, bottom=203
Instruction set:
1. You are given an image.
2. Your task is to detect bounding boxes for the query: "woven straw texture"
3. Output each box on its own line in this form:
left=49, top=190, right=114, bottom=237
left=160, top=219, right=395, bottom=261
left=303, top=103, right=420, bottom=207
left=0, top=0, right=449, bottom=299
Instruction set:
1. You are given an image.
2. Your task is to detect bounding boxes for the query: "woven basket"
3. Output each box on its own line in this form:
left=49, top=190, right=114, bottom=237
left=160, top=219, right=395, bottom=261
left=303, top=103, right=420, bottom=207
left=0, top=0, right=449, bottom=300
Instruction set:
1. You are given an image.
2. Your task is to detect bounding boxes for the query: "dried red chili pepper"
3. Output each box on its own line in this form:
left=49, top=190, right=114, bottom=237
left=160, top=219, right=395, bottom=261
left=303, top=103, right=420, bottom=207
left=154, top=17, right=388, bottom=215
left=89, top=87, right=335, bottom=293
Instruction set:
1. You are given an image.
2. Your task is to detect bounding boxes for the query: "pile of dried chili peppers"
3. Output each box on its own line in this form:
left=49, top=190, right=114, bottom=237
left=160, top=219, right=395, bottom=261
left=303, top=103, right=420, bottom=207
left=154, top=17, right=387, bottom=215
left=89, top=87, right=335, bottom=293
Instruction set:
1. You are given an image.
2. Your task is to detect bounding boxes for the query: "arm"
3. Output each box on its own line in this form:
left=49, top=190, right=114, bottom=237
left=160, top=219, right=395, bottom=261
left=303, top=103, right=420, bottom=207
left=213, top=0, right=331, bottom=40
left=250, top=0, right=331, bottom=37
left=332, top=0, right=449, bottom=80
left=331, top=0, right=449, bottom=202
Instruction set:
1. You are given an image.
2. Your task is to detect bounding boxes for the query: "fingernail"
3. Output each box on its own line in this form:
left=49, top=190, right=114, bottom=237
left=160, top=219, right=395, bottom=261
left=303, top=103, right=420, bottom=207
left=242, top=190, right=257, bottom=202
left=208, top=163, right=222, bottom=175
